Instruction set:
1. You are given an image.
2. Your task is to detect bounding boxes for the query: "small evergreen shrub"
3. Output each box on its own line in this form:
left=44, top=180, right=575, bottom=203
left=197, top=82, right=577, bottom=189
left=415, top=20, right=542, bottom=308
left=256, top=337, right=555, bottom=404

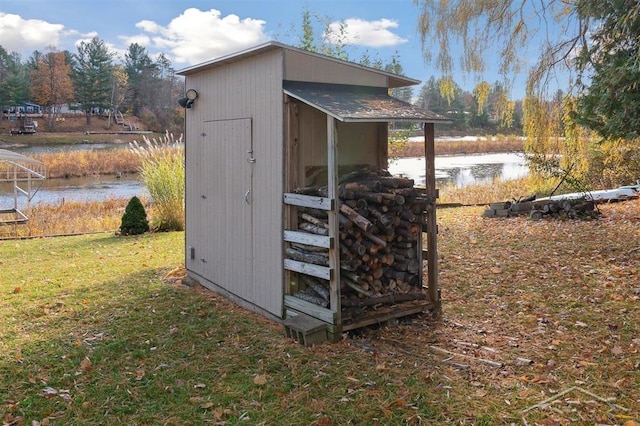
left=120, top=196, right=150, bottom=235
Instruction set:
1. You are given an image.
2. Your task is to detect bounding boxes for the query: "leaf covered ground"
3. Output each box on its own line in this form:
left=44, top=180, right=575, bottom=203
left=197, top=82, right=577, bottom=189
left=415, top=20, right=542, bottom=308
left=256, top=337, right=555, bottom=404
left=1, top=200, right=639, bottom=425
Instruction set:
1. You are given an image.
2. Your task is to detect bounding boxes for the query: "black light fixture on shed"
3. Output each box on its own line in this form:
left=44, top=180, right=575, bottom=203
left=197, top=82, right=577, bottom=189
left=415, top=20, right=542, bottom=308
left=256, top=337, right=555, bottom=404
left=178, top=89, right=198, bottom=108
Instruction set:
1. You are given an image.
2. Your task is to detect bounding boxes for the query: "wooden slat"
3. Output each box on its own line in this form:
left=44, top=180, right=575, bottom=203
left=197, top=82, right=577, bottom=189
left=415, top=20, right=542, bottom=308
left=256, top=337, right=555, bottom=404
left=284, top=259, right=331, bottom=280
left=285, top=295, right=337, bottom=323
left=283, top=193, right=333, bottom=210
left=284, top=230, right=333, bottom=248
left=342, top=300, right=433, bottom=331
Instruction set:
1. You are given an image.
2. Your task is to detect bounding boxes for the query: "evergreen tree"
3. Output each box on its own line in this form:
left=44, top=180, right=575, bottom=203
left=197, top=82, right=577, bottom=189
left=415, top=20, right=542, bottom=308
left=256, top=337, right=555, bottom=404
left=0, top=48, right=30, bottom=107
left=120, top=196, right=150, bottom=236
left=573, top=0, right=640, bottom=140
left=124, top=43, right=156, bottom=117
left=72, top=37, right=114, bottom=125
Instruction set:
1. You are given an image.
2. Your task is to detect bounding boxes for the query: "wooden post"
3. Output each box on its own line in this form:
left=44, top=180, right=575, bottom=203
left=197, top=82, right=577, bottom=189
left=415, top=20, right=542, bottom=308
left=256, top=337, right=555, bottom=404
left=327, top=116, right=341, bottom=326
left=283, top=97, right=299, bottom=297
left=423, top=122, right=440, bottom=308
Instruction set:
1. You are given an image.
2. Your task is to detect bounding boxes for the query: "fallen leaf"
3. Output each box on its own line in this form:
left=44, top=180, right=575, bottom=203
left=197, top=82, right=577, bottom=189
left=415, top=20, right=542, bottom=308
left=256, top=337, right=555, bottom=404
left=135, top=369, right=145, bottom=380
left=79, top=357, right=92, bottom=371
left=253, top=374, right=268, bottom=385
left=611, top=346, right=624, bottom=355
left=42, top=387, right=58, bottom=397
left=213, top=407, right=225, bottom=420
left=200, top=402, right=214, bottom=409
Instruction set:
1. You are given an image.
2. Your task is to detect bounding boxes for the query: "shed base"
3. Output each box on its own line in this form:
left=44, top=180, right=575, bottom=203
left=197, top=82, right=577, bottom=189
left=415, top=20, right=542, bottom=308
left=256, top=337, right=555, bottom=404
left=342, top=299, right=435, bottom=332
left=283, top=313, right=328, bottom=346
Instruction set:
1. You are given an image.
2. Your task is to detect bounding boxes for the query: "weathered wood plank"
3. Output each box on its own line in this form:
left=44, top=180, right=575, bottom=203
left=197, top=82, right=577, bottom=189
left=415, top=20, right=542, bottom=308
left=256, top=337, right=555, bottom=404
left=284, top=193, right=333, bottom=210
left=284, top=230, right=333, bottom=248
left=285, top=295, right=337, bottom=324
left=284, top=259, right=332, bottom=280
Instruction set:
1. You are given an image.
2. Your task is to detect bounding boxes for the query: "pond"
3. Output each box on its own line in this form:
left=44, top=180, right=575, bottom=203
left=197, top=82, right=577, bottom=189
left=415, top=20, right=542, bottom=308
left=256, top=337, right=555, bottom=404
left=388, top=152, right=528, bottom=187
left=0, top=151, right=528, bottom=207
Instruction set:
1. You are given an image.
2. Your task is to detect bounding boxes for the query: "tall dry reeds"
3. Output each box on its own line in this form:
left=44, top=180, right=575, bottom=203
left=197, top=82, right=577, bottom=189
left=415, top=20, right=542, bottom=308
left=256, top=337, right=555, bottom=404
left=389, top=134, right=525, bottom=158
left=130, top=131, right=185, bottom=231
left=35, top=148, right=140, bottom=179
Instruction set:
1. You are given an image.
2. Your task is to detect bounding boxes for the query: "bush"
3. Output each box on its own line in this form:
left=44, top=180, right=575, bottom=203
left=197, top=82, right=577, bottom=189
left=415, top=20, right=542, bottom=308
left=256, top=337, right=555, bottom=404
left=120, top=196, right=150, bottom=235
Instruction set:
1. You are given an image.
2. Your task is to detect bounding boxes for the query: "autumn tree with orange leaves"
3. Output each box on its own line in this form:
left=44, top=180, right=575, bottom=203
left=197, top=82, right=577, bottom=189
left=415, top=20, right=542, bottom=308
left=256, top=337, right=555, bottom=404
left=30, top=49, right=74, bottom=129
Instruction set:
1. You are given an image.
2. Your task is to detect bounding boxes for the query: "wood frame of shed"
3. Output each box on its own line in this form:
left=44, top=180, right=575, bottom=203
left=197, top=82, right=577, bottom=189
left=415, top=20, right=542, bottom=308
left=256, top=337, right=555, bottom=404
left=178, top=42, right=447, bottom=338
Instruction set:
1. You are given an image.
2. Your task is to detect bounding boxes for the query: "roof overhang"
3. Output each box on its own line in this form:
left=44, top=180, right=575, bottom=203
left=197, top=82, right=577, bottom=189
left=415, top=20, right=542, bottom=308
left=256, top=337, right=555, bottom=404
left=284, top=81, right=450, bottom=124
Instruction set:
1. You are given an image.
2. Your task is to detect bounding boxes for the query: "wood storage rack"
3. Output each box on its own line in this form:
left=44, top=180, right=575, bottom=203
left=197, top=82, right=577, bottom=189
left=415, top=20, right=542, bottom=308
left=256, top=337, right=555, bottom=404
left=282, top=82, right=446, bottom=340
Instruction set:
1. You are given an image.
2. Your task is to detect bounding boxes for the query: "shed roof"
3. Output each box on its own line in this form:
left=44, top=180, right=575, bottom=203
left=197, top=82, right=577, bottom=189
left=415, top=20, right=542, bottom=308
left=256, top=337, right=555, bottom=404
left=177, top=41, right=419, bottom=88
left=284, top=81, right=449, bottom=123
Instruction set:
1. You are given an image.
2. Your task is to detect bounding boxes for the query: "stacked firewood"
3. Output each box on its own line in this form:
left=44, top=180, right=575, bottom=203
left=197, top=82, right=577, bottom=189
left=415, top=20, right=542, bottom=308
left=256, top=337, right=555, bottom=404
left=288, top=168, right=427, bottom=312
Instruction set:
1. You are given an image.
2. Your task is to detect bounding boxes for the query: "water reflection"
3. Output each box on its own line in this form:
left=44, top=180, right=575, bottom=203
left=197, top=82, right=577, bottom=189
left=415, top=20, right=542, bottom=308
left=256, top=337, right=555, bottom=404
left=0, top=175, right=148, bottom=208
left=389, top=153, right=528, bottom=187
left=1, top=152, right=528, bottom=207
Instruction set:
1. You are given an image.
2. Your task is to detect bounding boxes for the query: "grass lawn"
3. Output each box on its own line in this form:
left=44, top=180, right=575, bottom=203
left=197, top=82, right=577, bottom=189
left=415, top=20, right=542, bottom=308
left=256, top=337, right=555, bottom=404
left=1, top=201, right=639, bottom=425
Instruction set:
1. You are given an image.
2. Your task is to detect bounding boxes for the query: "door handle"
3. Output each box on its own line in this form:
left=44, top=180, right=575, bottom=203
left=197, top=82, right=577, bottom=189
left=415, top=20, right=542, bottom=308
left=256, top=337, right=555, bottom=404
left=244, top=190, right=251, bottom=204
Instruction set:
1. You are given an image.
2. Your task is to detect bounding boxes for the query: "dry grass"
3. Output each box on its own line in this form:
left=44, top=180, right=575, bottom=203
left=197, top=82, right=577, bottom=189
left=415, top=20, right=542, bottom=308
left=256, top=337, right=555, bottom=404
left=34, top=150, right=140, bottom=179
left=0, top=198, right=158, bottom=239
left=439, top=176, right=535, bottom=205
left=391, top=135, right=524, bottom=158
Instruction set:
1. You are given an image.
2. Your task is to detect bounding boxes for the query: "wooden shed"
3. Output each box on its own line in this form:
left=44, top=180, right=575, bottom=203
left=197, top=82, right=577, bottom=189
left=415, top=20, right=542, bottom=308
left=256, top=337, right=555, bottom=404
left=177, top=41, right=448, bottom=341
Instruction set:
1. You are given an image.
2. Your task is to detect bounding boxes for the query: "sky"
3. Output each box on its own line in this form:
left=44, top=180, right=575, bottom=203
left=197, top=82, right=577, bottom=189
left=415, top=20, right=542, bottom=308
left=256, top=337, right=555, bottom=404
left=0, top=0, right=539, bottom=99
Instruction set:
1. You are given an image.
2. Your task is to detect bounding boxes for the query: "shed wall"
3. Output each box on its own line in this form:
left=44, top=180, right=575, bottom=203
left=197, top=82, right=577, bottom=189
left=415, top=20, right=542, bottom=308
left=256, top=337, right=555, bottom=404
left=185, top=49, right=285, bottom=318
left=295, top=102, right=386, bottom=186
left=284, top=50, right=388, bottom=87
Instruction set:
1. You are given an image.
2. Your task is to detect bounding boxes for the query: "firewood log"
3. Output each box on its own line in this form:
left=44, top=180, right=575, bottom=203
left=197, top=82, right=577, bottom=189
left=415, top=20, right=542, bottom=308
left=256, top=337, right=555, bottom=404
left=300, top=212, right=329, bottom=229
left=285, top=247, right=329, bottom=266
left=294, top=289, right=328, bottom=307
left=363, top=231, right=387, bottom=248
left=343, top=180, right=382, bottom=193
left=299, top=221, right=328, bottom=236
left=301, top=275, right=330, bottom=302
left=339, top=204, right=373, bottom=232
left=291, top=242, right=329, bottom=253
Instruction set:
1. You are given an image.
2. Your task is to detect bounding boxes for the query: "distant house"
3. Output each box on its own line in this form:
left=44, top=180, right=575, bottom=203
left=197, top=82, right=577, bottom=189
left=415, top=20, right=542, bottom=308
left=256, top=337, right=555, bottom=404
left=2, top=102, right=43, bottom=116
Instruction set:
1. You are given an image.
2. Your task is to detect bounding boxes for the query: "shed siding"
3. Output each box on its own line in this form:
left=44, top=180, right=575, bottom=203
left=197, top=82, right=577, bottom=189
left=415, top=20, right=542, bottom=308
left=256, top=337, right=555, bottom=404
left=284, top=50, right=387, bottom=87
left=185, top=49, right=284, bottom=317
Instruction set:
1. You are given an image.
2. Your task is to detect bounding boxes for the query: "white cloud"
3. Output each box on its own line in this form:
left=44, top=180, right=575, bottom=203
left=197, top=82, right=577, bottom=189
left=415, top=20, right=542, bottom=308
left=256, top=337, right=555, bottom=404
left=326, top=18, right=407, bottom=48
left=132, top=8, right=268, bottom=65
left=0, top=12, right=65, bottom=54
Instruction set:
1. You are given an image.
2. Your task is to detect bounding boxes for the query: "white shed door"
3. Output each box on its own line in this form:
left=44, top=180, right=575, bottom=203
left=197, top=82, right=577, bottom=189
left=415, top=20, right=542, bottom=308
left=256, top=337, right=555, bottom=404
left=200, top=118, right=254, bottom=302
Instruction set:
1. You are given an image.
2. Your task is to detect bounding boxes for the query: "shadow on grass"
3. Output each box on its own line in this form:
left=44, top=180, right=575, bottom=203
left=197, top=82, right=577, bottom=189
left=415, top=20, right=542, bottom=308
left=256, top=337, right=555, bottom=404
left=0, top=265, right=445, bottom=425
